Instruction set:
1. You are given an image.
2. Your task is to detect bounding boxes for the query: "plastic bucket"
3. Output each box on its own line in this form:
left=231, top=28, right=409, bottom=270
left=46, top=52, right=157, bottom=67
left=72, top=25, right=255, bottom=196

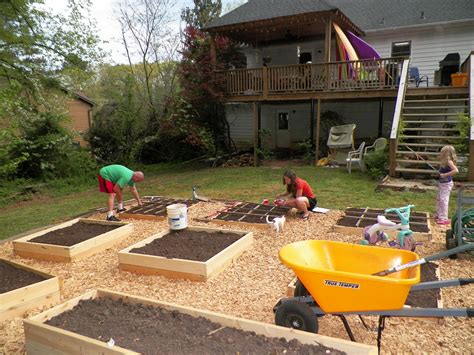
left=166, top=204, right=188, bottom=230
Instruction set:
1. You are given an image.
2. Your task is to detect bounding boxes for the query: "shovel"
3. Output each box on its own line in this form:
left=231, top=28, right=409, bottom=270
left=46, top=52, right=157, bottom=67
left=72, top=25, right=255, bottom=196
left=373, top=243, right=474, bottom=276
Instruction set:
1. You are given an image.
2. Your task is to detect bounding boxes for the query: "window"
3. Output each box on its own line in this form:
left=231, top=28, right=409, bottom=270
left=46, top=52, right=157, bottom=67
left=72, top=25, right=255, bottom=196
left=278, top=112, right=289, bottom=130
left=391, top=41, right=411, bottom=57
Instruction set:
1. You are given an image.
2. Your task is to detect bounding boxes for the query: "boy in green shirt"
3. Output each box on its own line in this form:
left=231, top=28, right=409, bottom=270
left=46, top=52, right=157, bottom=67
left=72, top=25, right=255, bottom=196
left=98, top=165, right=144, bottom=221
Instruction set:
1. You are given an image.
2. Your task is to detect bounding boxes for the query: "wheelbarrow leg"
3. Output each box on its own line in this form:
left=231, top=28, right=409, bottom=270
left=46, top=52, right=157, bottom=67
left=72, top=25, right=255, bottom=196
left=377, top=316, right=386, bottom=355
left=337, top=315, right=356, bottom=342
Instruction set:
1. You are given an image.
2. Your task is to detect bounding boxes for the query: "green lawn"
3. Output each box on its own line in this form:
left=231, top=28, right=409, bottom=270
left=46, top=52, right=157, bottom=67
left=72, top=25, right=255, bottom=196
left=0, top=164, right=442, bottom=241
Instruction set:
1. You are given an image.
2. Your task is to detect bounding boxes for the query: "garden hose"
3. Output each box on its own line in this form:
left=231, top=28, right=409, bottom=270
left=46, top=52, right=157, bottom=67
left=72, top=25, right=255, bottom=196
left=451, top=207, right=474, bottom=242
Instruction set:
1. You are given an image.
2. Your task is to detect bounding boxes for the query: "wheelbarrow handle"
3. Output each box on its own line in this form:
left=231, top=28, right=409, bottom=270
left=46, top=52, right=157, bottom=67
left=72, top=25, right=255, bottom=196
left=373, top=243, right=474, bottom=277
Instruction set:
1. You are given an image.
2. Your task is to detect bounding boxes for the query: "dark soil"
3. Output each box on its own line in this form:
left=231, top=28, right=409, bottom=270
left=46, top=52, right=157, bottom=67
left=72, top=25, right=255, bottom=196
left=125, top=198, right=197, bottom=216
left=0, top=260, right=47, bottom=294
left=405, top=262, right=440, bottom=308
left=30, top=221, right=120, bottom=247
left=46, top=298, right=343, bottom=355
left=214, top=202, right=290, bottom=224
left=130, top=229, right=245, bottom=262
left=357, top=218, right=429, bottom=232
left=336, top=217, right=358, bottom=227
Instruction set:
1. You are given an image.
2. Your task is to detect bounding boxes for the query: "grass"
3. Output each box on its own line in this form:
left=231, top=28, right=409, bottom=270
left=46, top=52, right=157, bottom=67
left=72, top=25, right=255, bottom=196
left=0, top=164, right=443, bottom=241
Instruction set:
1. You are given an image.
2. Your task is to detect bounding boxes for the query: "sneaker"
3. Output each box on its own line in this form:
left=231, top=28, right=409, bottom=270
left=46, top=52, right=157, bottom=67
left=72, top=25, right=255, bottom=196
left=436, top=219, right=450, bottom=225
left=106, top=215, right=121, bottom=222
left=117, top=207, right=126, bottom=213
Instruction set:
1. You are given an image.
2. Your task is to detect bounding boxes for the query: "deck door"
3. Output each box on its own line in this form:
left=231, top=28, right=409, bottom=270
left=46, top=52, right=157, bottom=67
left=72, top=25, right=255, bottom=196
left=276, top=110, right=291, bottom=148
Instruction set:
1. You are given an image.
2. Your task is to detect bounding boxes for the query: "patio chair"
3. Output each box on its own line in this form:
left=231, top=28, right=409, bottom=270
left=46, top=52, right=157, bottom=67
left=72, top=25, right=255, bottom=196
left=346, top=142, right=366, bottom=173
left=409, top=67, right=429, bottom=87
left=327, top=124, right=356, bottom=165
left=364, top=137, right=387, bottom=156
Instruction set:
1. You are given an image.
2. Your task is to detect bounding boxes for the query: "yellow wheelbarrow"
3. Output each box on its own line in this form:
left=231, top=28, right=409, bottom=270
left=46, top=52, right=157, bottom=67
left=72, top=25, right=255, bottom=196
left=273, top=240, right=474, bottom=352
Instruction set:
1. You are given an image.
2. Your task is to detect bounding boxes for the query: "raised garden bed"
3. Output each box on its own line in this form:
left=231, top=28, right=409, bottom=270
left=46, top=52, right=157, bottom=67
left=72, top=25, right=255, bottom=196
left=333, top=207, right=432, bottom=241
left=208, top=202, right=291, bottom=230
left=119, top=196, right=198, bottom=221
left=13, top=218, right=133, bottom=262
left=119, top=226, right=253, bottom=281
left=0, top=258, right=60, bottom=321
left=24, top=289, right=376, bottom=354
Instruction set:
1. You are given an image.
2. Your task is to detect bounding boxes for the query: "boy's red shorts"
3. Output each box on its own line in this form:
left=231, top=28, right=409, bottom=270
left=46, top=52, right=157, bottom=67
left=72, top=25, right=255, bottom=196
left=98, top=174, right=115, bottom=193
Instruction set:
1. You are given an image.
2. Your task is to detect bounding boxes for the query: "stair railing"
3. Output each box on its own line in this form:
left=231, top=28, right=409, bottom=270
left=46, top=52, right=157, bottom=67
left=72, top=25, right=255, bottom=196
left=468, top=52, right=474, bottom=181
left=389, top=59, right=410, bottom=176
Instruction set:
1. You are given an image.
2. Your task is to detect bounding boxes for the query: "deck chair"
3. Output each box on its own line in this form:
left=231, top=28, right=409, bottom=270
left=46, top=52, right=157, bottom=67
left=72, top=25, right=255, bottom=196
left=346, top=142, right=366, bottom=173
left=409, top=67, right=429, bottom=87
left=327, top=124, right=356, bottom=165
left=364, top=137, right=387, bottom=156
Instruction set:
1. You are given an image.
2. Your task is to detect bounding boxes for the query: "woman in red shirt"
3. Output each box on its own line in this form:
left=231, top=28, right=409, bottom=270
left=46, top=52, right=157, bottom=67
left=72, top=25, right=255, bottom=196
left=276, top=170, right=317, bottom=220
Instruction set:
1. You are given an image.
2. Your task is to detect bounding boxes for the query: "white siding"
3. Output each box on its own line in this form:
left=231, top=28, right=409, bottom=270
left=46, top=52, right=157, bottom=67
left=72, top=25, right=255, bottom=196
left=226, top=103, right=254, bottom=148
left=365, top=22, right=474, bottom=85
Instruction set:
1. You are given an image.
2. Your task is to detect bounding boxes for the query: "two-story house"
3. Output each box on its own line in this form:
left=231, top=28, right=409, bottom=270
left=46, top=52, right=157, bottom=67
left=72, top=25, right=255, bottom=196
left=203, top=0, right=474, bottom=179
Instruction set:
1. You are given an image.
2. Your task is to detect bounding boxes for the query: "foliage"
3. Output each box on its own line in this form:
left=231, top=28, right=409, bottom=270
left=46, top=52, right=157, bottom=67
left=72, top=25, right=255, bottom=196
left=0, top=0, right=101, bottom=181
left=365, top=147, right=389, bottom=180
left=454, top=112, right=470, bottom=154
left=181, top=0, right=222, bottom=28
left=256, top=129, right=273, bottom=161
left=179, top=4, right=246, bottom=155
left=296, top=139, right=314, bottom=162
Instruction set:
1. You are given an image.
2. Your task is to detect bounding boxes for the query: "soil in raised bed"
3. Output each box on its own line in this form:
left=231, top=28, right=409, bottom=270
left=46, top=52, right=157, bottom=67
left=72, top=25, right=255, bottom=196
left=405, top=262, right=440, bottom=308
left=130, top=229, right=245, bottom=262
left=357, top=218, right=429, bottom=233
left=125, top=198, right=197, bottom=216
left=336, top=217, right=358, bottom=227
left=0, top=260, right=46, bottom=294
left=46, top=298, right=344, bottom=355
left=29, top=221, right=120, bottom=247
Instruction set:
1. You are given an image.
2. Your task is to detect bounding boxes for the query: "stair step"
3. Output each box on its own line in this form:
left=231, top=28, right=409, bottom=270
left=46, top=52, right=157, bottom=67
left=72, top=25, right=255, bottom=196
left=396, top=159, right=440, bottom=165
left=398, top=142, right=446, bottom=148
left=403, top=105, right=467, bottom=110
left=402, top=135, right=462, bottom=139
left=404, top=98, right=469, bottom=103
left=395, top=168, right=439, bottom=174
left=404, top=120, right=458, bottom=124
left=403, top=113, right=460, bottom=116
left=402, top=127, right=458, bottom=132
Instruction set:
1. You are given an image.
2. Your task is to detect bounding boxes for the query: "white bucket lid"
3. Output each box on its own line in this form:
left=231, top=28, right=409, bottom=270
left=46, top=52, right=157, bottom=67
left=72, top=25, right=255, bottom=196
left=166, top=203, right=187, bottom=211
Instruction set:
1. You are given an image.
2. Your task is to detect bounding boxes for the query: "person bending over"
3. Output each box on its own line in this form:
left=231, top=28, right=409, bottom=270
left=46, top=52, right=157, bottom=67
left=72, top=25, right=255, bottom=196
left=98, top=164, right=144, bottom=221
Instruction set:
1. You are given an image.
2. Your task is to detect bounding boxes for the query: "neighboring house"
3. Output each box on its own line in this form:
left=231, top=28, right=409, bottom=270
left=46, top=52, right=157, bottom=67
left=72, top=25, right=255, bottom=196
left=65, top=90, right=95, bottom=147
left=203, top=0, right=474, bottom=178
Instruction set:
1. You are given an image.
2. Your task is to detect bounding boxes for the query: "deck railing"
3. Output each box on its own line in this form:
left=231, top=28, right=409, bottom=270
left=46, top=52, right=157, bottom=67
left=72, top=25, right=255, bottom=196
left=221, top=57, right=405, bottom=96
left=467, top=52, right=474, bottom=181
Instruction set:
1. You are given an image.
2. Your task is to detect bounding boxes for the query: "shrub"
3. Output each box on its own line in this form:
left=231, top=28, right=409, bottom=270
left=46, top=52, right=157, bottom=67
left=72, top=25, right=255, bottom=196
left=365, top=148, right=389, bottom=180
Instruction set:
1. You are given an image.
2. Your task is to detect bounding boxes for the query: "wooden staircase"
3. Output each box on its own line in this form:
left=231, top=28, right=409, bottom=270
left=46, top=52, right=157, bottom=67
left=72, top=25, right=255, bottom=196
left=395, top=89, right=469, bottom=177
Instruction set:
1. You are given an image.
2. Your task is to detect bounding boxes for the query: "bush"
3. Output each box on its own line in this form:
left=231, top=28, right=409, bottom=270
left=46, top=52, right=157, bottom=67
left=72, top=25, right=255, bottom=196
left=365, top=148, right=389, bottom=179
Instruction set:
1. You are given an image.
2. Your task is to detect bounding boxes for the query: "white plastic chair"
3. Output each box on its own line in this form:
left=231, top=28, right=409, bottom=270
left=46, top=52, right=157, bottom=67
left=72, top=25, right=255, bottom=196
left=364, top=137, right=387, bottom=156
left=346, top=142, right=366, bottom=173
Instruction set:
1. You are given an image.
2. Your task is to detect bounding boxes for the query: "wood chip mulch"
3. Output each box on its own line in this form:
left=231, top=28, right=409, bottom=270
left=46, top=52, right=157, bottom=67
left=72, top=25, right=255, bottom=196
left=0, top=202, right=472, bottom=354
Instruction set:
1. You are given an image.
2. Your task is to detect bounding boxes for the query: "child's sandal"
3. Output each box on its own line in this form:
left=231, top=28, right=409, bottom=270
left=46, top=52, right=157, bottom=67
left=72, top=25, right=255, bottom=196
left=302, top=214, right=310, bottom=221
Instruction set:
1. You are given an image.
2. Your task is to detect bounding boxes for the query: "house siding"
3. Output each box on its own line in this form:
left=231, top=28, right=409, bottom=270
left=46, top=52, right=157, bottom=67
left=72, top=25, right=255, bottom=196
left=365, top=22, right=474, bottom=85
left=66, top=99, right=93, bottom=146
left=226, top=99, right=395, bottom=149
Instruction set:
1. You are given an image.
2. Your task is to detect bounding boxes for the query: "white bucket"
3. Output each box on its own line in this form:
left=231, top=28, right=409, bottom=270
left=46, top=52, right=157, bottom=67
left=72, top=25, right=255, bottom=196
left=166, top=203, right=188, bottom=230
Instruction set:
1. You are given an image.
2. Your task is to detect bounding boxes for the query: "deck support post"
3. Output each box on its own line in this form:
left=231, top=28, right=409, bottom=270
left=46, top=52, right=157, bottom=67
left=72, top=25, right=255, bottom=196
left=315, top=99, right=321, bottom=164
left=468, top=53, right=474, bottom=181
left=253, top=101, right=258, bottom=167
left=210, top=34, right=217, bottom=68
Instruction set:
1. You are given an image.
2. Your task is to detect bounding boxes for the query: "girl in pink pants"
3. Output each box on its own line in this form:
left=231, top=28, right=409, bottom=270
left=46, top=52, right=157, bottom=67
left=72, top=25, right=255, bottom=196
left=437, top=146, right=458, bottom=225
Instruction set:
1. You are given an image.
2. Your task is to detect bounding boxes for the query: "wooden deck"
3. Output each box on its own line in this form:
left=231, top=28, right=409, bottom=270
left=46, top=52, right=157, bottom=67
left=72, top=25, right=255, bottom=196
left=221, top=57, right=405, bottom=101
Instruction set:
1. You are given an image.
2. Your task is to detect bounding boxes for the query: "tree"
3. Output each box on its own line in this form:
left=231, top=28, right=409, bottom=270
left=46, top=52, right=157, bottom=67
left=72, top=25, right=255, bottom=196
left=0, top=0, right=102, bottom=180
left=179, top=1, right=245, bottom=154
left=181, top=0, right=221, bottom=28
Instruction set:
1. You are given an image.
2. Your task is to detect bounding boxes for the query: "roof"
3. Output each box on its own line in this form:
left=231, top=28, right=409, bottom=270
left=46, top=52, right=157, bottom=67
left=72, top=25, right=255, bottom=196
left=72, top=90, right=95, bottom=106
left=205, top=0, right=474, bottom=32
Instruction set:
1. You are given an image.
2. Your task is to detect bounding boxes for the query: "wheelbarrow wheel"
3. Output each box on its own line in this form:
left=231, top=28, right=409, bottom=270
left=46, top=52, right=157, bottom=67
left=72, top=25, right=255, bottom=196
left=275, top=300, right=318, bottom=333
